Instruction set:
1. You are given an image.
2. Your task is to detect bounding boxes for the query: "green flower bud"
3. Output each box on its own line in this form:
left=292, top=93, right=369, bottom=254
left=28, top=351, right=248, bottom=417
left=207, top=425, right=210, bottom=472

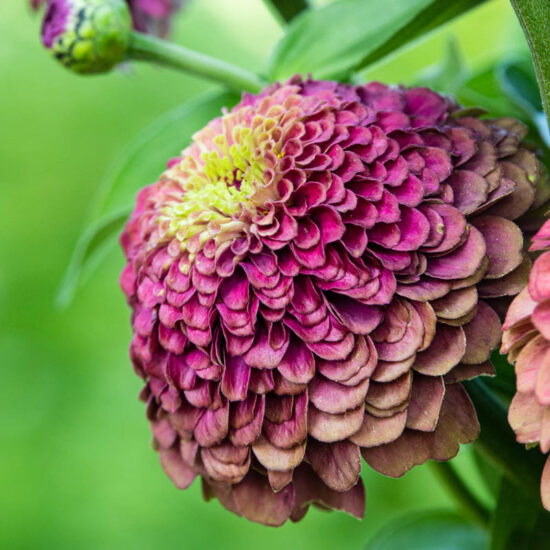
left=41, top=0, right=132, bottom=74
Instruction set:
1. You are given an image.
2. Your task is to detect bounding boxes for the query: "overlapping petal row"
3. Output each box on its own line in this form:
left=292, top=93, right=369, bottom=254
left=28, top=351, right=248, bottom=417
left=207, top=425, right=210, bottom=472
left=502, top=219, right=550, bottom=511
left=31, top=0, right=182, bottom=38
left=121, top=77, right=543, bottom=526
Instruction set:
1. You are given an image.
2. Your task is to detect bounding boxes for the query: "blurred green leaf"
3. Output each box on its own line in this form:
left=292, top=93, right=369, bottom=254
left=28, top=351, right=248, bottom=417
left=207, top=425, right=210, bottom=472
left=263, top=0, right=309, bottom=24
left=416, top=38, right=469, bottom=95
left=473, top=449, right=501, bottom=501
left=56, top=90, right=238, bottom=307
left=490, top=477, right=550, bottom=550
left=269, top=0, right=487, bottom=81
left=497, top=60, right=550, bottom=146
left=365, top=510, right=488, bottom=550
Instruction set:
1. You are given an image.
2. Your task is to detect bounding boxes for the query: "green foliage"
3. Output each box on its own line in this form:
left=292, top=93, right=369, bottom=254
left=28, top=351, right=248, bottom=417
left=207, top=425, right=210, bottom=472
left=269, top=0, right=487, bottom=81
left=497, top=59, right=550, bottom=146
left=56, top=91, right=237, bottom=306
left=416, top=38, right=469, bottom=95
left=262, top=0, right=309, bottom=24
left=490, top=478, right=550, bottom=550
left=365, top=510, right=488, bottom=550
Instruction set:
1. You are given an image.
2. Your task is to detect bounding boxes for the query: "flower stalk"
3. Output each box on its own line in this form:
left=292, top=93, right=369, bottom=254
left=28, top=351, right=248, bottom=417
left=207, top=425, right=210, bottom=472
left=127, top=31, right=267, bottom=93
left=511, top=0, right=550, bottom=125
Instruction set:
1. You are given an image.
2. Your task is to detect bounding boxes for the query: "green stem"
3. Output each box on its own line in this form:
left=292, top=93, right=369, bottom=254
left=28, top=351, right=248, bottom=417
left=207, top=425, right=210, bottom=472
left=430, top=461, right=490, bottom=527
left=263, top=0, right=309, bottom=24
left=127, top=32, right=267, bottom=94
left=464, top=379, right=544, bottom=497
left=510, top=0, right=550, bottom=125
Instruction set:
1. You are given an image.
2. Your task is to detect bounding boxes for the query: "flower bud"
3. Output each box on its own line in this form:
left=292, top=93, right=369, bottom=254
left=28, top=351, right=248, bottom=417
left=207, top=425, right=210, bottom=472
left=40, top=0, right=132, bottom=74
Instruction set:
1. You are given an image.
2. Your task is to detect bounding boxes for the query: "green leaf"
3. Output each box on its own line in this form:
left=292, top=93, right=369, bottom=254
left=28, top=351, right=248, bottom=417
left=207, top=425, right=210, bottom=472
left=416, top=38, right=469, bottom=95
left=490, top=477, right=550, bottom=550
left=496, top=59, right=550, bottom=146
left=365, top=510, right=488, bottom=550
left=464, top=379, right=545, bottom=499
left=268, top=0, right=487, bottom=81
left=473, top=448, right=501, bottom=501
left=263, top=0, right=309, bottom=24
left=56, top=90, right=238, bottom=307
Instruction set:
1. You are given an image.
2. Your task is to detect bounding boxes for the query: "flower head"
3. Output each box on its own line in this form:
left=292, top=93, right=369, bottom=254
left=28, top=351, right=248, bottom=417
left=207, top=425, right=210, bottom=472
left=32, top=0, right=181, bottom=38
left=121, top=78, right=542, bottom=525
left=502, top=218, right=550, bottom=511
left=35, top=0, right=132, bottom=74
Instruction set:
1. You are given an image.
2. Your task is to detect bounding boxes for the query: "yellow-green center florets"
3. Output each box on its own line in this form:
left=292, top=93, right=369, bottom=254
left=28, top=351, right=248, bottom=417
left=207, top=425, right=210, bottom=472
left=158, top=110, right=285, bottom=251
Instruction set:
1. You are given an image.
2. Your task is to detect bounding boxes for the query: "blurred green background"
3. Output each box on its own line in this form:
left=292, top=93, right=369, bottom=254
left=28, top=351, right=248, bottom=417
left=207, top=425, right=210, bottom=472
left=0, top=1, right=530, bottom=548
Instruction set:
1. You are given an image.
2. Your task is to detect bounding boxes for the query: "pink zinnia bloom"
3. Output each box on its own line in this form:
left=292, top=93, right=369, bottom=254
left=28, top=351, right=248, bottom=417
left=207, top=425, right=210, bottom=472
left=120, top=78, right=543, bottom=525
left=502, top=218, right=550, bottom=511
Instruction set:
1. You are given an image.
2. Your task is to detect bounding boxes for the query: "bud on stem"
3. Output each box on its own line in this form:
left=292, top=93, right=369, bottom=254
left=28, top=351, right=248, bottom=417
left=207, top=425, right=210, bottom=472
left=41, top=0, right=132, bottom=74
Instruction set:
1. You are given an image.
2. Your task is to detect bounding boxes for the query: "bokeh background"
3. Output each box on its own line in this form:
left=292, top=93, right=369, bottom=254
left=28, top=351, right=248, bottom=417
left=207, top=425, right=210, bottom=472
left=0, top=1, right=531, bottom=548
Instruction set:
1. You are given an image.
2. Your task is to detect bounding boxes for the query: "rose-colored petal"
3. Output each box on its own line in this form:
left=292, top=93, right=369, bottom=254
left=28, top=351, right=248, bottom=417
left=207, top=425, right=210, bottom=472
left=233, top=470, right=295, bottom=527
left=406, top=374, right=445, bottom=431
left=308, top=403, right=365, bottom=442
left=365, top=372, right=412, bottom=410
left=426, top=226, right=486, bottom=280
left=159, top=446, right=196, bottom=489
left=350, top=410, right=407, bottom=447
left=330, top=294, right=383, bottom=334
left=278, top=338, right=316, bottom=384
left=536, top=343, right=550, bottom=406
left=362, top=429, right=431, bottom=477
left=268, top=469, right=293, bottom=492
left=253, top=437, right=306, bottom=471
left=532, top=300, right=550, bottom=341
left=307, top=439, right=361, bottom=491
left=443, top=361, right=495, bottom=383
left=472, top=215, right=523, bottom=279
left=414, top=324, right=466, bottom=375
left=461, top=301, right=501, bottom=365
left=429, top=383, right=479, bottom=461
left=508, top=391, right=543, bottom=444
left=478, top=254, right=531, bottom=298
left=431, top=287, right=477, bottom=322
left=292, top=464, right=365, bottom=520
left=221, top=356, right=251, bottom=401
left=542, top=457, right=550, bottom=511
left=309, top=375, right=369, bottom=414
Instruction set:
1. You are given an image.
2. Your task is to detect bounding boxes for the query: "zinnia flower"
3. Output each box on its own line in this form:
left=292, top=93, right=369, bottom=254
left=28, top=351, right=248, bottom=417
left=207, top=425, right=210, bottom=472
left=32, top=0, right=182, bottom=38
left=501, top=219, right=550, bottom=511
left=120, top=77, right=542, bottom=525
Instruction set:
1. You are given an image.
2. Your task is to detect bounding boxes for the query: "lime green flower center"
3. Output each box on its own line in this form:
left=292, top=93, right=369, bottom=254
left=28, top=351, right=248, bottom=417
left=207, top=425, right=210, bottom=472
left=158, top=111, right=283, bottom=250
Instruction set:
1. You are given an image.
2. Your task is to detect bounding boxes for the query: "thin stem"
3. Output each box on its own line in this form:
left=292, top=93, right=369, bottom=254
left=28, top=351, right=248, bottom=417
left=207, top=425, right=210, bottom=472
left=263, top=0, right=309, bottom=24
left=510, top=0, right=550, bottom=124
left=464, top=379, right=544, bottom=497
left=127, top=32, right=267, bottom=94
left=430, top=461, right=490, bottom=527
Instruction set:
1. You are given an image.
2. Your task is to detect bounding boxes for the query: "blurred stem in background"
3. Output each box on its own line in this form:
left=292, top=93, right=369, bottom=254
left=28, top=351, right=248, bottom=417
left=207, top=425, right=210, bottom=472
left=430, top=461, right=490, bottom=527
left=128, top=32, right=267, bottom=93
